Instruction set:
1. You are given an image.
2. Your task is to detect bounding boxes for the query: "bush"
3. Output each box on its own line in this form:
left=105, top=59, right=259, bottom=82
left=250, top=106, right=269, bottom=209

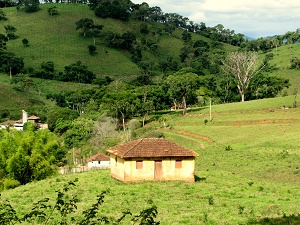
left=141, top=129, right=164, bottom=138
left=290, top=57, right=300, bottom=69
left=128, top=119, right=142, bottom=130
left=22, top=38, right=29, bottom=47
left=3, top=178, right=20, bottom=190
left=88, top=44, right=97, bottom=54
left=47, top=6, right=59, bottom=16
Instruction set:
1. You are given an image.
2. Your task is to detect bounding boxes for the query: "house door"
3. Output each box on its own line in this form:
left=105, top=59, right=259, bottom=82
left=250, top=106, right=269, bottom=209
left=154, top=160, right=162, bottom=180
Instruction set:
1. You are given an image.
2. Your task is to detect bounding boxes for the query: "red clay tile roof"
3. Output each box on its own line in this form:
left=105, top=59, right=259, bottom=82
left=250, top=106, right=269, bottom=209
left=107, top=138, right=199, bottom=158
left=87, top=153, right=110, bottom=162
left=28, top=115, right=40, bottom=120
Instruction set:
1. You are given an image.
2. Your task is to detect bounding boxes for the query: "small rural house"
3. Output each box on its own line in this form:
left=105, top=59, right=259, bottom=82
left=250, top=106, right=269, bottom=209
left=0, top=110, right=48, bottom=130
left=87, top=153, right=110, bottom=169
left=107, top=138, right=199, bottom=182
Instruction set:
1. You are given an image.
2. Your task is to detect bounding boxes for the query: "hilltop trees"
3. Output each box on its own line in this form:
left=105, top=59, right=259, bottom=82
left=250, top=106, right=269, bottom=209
left=93, top=0, right=132, bottom=21
left=223, top=51, right=263, bottom=102
left=21, top=0, right=40, bottom=12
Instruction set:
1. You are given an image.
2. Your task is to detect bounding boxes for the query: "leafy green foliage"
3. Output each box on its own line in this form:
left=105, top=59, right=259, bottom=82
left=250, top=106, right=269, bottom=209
left=246, top=74, right=290, bottom=100
left=10, top=74, right=35, bottom=92
left=0, top=125, right=64, bottom=189
left=4, top=25, right=17, bottom=40
left=94, top=0, right=131, bottom=21
left=47, top=6, right=59, bottom=16
left=290, top=57, right=300, bottom=69
left=23, top=0, right=40, bottom=13
left=58, top=61, right=96, bottom=84
left=165, top=68, right=200, bottom=114
left=0, top=52, right=24, bottom=76
left=75, top=18, right=95, bottom=37
left=88, top=44, right=96, bottom=55
left=0, top=9, right=8, bottom=21
left=21, top=38, right=29, bottom=47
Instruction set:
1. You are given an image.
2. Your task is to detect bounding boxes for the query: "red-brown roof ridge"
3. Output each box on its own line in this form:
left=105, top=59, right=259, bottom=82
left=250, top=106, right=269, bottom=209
left=107, top=138, right=199, bottom=158
left=28, top=115, right=40, bottom=120
left=87, top=153, right=110, bottom=162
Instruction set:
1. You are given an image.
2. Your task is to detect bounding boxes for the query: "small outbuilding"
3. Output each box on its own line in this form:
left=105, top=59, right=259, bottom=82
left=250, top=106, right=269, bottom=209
left=87, top=153, right=110, bottom=169
left=107, top=138, right=199, bottom=182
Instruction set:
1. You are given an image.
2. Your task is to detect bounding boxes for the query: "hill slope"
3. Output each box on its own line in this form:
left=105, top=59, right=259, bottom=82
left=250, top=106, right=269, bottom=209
left=0, top=3, right=237, bottom=77
left=1, top=4, right=141, bottom=76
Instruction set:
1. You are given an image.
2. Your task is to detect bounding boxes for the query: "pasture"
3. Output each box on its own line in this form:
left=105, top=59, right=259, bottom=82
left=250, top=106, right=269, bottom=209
left=1, top=96, right=299, bottom=224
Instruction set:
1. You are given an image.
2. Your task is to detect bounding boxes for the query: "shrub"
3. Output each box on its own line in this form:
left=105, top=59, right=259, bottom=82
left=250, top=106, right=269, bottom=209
left=128, top=119, right=142, bottom=130
left=225, top=145, right=233, bottom=151
left=207, top=195, right=214, bottom=205
left=3, top=178, right=20, bottom=190
left=47, top=6, right=59, bottom=16
left=22, top=38, right=29, bottom=47
left=88, top=44, right=97, bottom=55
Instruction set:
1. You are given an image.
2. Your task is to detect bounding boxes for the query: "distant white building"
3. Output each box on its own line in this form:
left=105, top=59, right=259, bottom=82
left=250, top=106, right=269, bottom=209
left=0, top=110, right=48, bottom=130
left=87, top=153, right=110, bottom=169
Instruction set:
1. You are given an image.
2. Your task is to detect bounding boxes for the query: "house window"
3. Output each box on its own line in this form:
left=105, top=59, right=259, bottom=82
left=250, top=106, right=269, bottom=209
left=98, top=161, right=101, bottom=164
left=175, top=160, right=182, bottom=168
left=136, top=160, right=143, bottom=169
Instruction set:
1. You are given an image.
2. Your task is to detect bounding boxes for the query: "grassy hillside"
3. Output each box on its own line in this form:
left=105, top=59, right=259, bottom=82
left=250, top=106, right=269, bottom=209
left=0, top=3, right=299, bottom=92
left=0, top=4, right=141, bottom=77
left=1, top=96, right=299, bottom=224
left=263, top=43, right=300, bottom=95
left=0, top=4, right=238, bottom=78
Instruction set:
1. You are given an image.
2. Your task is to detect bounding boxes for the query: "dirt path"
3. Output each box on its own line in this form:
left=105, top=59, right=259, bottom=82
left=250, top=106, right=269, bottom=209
left=169, top=130, right=213, bottom=148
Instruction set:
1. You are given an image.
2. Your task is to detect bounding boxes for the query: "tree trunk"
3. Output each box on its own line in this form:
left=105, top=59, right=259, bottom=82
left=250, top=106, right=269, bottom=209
left=142, top=111, right=148, bottom=127
left=182, top=96, right=187, bottom=115
left=122, top=114, right=125, bottom=132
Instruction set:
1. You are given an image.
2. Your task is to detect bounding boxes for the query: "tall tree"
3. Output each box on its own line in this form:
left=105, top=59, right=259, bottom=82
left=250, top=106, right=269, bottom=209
left=165, top=68, right=200, bottom=115
left=4, top=25, right=17, bottom=40
left=223, top=51, right=263, bottom=102
left=75, top=18, right=94, bottom=37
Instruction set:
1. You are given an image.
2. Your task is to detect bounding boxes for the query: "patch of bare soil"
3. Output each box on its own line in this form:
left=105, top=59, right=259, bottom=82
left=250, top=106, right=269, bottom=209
left=225, top=119, right=299, bottom=125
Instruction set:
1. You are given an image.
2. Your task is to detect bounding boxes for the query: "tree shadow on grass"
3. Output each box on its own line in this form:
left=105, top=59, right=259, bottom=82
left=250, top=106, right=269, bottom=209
left=195, top=175, right=206, bottom=182
left=247, top=213, right=300, bottom=225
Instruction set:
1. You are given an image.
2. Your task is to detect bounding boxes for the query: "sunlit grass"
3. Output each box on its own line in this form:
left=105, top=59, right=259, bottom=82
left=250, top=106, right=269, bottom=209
left=1, top=96, right=300, bottom=224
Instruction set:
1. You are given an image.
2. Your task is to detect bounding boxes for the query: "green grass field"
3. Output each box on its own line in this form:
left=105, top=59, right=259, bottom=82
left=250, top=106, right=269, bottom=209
left=1, top=96, right=299, bottom=224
